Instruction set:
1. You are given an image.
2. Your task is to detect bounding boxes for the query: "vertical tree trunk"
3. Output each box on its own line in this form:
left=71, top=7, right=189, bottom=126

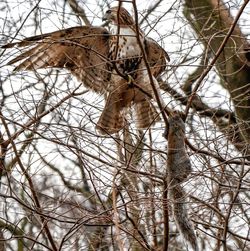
left=184, top=0, right=250, bottom=144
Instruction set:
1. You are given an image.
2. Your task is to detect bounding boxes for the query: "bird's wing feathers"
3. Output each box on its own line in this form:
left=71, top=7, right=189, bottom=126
left=2, top=26, right=111, bottom=93
left=145, top=37, right=170, bottom=77
left=2, top=22, right=169, bottom=134
left=96, top=37, right=169, bottom=134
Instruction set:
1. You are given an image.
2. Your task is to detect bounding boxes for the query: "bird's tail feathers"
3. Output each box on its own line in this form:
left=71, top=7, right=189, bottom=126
left=134, top=100, right=160, bottom=129
left=96, top=98, right=124, bottom=135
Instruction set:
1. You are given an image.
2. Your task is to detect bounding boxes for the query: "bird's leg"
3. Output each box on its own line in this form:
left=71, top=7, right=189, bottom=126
left=127, top=74, right=135, bottom=88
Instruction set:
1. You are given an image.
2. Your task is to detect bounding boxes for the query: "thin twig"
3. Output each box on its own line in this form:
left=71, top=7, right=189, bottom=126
left=0, top=111, right=58, bottom=251
left=184, top=0, right=250, bottom=119
left=131, top=1, right=170, bottom=125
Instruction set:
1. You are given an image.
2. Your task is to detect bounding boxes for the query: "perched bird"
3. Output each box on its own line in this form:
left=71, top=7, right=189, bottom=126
left=2, top=6, right=169, bottom=134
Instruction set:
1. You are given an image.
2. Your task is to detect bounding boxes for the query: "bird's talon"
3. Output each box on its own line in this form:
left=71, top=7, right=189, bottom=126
left=127, top=75, right=134, bottom=87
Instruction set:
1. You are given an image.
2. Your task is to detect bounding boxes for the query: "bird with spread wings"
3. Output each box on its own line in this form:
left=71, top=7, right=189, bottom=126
left=2, top=6, right=169, bottom=134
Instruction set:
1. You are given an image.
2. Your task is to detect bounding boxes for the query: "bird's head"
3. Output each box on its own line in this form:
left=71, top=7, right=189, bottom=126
left=102, top=7, right=134, bottom=26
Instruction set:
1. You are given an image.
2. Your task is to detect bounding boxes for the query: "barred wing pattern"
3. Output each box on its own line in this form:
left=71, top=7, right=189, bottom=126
left=3, top=26, right=112, bottom=94
left=2, top=8, right=169, bottom=134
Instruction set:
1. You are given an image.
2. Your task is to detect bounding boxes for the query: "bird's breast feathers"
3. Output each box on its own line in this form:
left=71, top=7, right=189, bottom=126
left=110, top=25, right=142, bottom=58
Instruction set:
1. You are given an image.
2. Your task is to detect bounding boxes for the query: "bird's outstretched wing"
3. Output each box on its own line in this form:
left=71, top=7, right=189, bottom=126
left=2, top=26, right=112, bottom=93
left=2, top=20, right=170, bottom=135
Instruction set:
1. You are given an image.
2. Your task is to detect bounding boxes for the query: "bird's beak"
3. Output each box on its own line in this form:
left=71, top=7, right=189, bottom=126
left=102, top=13, right=108, bottom=22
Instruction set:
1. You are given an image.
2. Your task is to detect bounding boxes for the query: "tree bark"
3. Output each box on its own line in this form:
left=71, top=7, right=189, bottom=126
left=184, top=0, right=250, bottom=145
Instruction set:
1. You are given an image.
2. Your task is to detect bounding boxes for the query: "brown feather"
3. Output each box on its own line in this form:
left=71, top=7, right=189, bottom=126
left=103, top=7, right=135, bottom=26
left=134, top=100, right=160, bottom=129
left=145, top=37, right=170, bottom=77
left=3, top=26, right=111, bottom=93
left=2, top=9, right=169, bottom=134
left=96, top=79, right=127, bottom=134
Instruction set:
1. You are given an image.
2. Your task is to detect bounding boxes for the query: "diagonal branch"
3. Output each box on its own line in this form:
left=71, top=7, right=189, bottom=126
left=184, top=0, right=250, bottom=118
left=67, top=0, right=91, bottom=25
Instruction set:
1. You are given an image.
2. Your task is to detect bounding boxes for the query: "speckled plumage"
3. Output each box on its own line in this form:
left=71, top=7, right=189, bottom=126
left=2, top=7, right=170, bottom=134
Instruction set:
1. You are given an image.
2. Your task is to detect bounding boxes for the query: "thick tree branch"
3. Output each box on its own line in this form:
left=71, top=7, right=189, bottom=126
left=184, top=0, right=250, bottom=143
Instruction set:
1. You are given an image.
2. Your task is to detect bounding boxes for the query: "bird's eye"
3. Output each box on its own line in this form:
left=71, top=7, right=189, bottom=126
left=106, top=9, right=112, bottom=14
